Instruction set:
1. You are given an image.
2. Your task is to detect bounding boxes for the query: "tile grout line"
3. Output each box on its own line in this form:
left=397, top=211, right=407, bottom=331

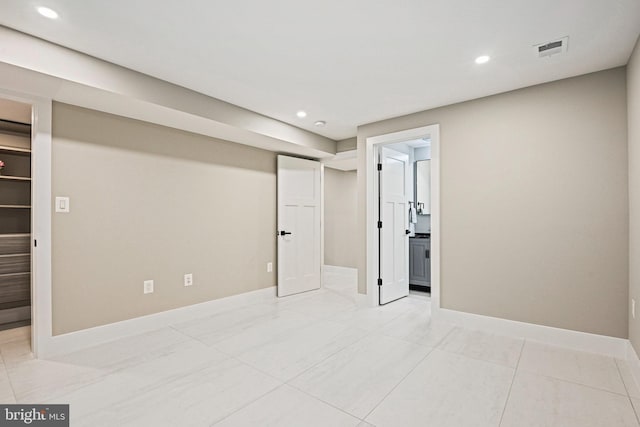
left=614, top=358, right=640, bottom=426
left=430, top=325, right=458, bottom=349
left=287, top=304, right=418, bottom=376
left=433, top=330, right=523, bottom=370
left=233, top=329, right=371, bottom=386
left=0, top=344, right=18, bottom=403
left=66, top=346, right=254, bottom=424
left=286, top=381, right=368, bottom=423
left=208, top=328, right=370, bottom=425
left=280, top=331, right=435, bottom=423
left=434, top=330, right=632, bottom=397
left=614, top=358, right=633, bottom=396
left=122, top=313, right=343, bottom=425
left=287, top=331, right=372, bottom=381
left=167, top=309, right=322, bottom=352
left=498, top=338, right=525, bottom=427
left=51, top=329, right=240, bottom=410
left=360, top=344, right=437, bottom=422
left=166, top=324, right=218, bottom=349
left=343, top=310, right=454, bottom=422
left=170, top=295, right=370, bottom=374
left=275, top=333, right=381, bottom=422
left=517, top=368, right=631, bottom=397
left=213, top=345, right=373, bottom=425
left=209, top=381, right=287, bottom=427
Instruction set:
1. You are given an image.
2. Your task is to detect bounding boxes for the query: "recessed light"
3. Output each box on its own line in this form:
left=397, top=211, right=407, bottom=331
left=475, top=55, right=490, bottom=64
left=296, top=110, right=307, bottom=118
left=37, top=6, right=59, bottom=19
left=314, top=121, right=326, bottom=127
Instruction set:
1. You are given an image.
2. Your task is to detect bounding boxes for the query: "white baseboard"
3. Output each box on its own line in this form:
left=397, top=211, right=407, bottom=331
left=35, top=277, right=630, bottom=362
left=436, top=308, right=629, bottom=359
left=323, top=265, right=358, bottom=276
left=38, top=286, right=276, bottom=359
left=323, top=265, right=367, bottom=307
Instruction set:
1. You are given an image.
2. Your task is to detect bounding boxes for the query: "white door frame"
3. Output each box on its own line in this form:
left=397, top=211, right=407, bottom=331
left=0, top=88, right=52, bottom=358
left=365, top=124, right=440, bottom=314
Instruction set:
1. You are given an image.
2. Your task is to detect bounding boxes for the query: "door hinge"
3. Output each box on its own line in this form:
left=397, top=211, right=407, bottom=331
left=34, top=239, right=37, bottom=247
left=377, top=163, right=382, bottom=171
left=377, top=278, right=383, bottom=287
left=377, top=221, right=382, bottom=229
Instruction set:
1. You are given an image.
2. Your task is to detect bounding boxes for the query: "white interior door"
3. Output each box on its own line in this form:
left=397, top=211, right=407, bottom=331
left=379, top=147, right=410, bottom=304
left=277, top=155, right=322, bottom=297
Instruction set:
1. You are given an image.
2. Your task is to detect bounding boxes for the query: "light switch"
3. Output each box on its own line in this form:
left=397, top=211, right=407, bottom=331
left=55, top=197, right=70, bottom=213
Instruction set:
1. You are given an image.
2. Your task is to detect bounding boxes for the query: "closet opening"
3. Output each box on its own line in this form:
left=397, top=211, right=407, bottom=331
left=0, top=97, right=33, bottom=339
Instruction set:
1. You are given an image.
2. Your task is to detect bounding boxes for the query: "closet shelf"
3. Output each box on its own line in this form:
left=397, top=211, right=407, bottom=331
left=0, top=205, right=31, bottom=209
left=0, top=145, right=31, bottom=155
left=0, top=253, right=30, bottom=258
left=0, top=175, right=31, bottom=182
left=0, top=271, right=29, bottom=278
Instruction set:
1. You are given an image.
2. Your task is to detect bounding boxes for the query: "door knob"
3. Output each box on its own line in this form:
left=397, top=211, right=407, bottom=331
left=279, top=231, right=292, bottom=236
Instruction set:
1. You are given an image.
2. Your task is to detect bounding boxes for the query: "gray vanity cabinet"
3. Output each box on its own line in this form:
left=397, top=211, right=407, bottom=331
left=409, top=237, right=430, bottom=287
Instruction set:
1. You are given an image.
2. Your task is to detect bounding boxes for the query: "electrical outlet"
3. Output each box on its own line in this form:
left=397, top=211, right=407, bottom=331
left=633, top=299, right=636, bottom=319
left=184, top=273, right=193, bottom=287
left=267, top=262, right=273, bottom=273
left=144, top=280, right=154, bottom=294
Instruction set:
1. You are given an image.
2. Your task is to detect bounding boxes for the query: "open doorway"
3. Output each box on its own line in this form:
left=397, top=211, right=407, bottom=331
left=379, top=139, right=432, bottom=300
left=0, top=92, right=51, bottom=358
left=376, top=139, right=431, bottom=304
left=364, top=125, right=440, bottom=311
left=0, top=97, right=33, bottom=339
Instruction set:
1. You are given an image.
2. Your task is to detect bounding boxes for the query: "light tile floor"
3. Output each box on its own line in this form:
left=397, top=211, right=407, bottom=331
left=0, top=269, right=638, bottom=426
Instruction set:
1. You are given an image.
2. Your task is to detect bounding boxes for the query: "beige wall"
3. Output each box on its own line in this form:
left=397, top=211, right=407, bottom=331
left=52, top=103, right=277, bottom=335
left=324, top=168, right=358, bottom=268
left=337, top=138, right=357, bottom=152
left=629, top=37, right=640, bottom=350
left=358, top=68, right=629, bottom=338
left=0, top=98, right=31, bottom=123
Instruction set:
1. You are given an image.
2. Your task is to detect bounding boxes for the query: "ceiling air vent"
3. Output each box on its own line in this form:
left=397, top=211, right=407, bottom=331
left=534, top=36, right=569, bottom=58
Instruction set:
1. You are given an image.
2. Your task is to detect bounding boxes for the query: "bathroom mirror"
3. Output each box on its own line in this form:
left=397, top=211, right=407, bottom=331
left=415, top=160, right=430, bottom=215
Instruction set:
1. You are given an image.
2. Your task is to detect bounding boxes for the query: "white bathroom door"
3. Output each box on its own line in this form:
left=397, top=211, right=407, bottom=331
left=379, top=147, right=410, bottom=304
left=277, top=155, right=322, bottom=297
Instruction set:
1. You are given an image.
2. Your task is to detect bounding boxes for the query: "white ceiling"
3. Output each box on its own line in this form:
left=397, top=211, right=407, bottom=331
left=0, top=1, right=638, bottom=140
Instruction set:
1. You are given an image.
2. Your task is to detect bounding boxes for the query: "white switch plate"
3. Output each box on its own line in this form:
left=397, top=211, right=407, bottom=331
left=144, top=280, right=154, bottom=294
left=184, top=273, right=193, bottom=287
left=55, top=196, right=70, bottom=213
left=267, top=262, right=273, bottom=273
